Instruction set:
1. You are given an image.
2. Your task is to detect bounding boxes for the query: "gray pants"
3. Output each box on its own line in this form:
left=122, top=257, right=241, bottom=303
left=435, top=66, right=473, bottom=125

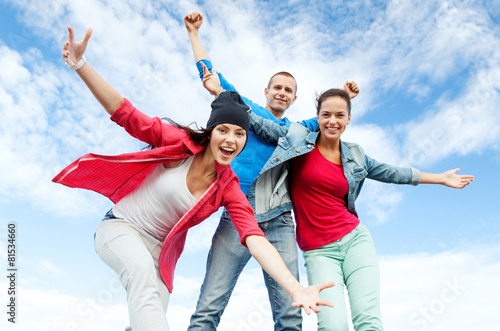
left=95, top=216, right=170, bottom=330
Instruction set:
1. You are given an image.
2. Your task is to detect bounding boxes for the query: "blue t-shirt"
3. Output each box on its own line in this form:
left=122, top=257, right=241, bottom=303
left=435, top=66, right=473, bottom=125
left=196, top=60, right=317, bottom=195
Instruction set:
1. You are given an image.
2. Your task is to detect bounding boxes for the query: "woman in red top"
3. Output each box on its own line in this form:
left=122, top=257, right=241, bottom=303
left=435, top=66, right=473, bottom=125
left=290, top=89, right=474, bottom=331
left=56, top=26, right=334, bottom=330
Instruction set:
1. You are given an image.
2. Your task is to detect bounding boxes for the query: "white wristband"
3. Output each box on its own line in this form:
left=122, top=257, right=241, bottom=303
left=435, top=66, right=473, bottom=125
left=66, top=55, right=86, bottom=71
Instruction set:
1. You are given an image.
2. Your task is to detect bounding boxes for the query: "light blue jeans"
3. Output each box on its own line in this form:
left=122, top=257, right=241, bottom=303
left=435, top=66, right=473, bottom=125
left=303, top=223, right=384, bottom=331
left=188, top=209, right=302, bottom=330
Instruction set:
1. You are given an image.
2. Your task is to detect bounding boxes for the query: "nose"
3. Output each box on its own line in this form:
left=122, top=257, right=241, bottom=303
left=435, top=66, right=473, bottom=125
left=225, top=132, right=236, bottom=144
left=328, top=115, right=336, bottom=125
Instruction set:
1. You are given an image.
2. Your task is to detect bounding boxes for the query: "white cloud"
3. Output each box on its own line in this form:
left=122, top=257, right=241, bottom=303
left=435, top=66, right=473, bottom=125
left=0, top=283, right=129, bottom=331
left=400, top=67, right=500, bottom=167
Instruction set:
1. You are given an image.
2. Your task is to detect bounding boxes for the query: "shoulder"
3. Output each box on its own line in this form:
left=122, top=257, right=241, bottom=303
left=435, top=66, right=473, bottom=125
left=342, top=140, right=363, bottom=151
left=341, top=141, right=366, bottom=160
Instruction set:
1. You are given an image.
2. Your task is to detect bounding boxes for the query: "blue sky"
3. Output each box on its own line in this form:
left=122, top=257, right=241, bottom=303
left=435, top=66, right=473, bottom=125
left=1, top=0, right=499, bottom=330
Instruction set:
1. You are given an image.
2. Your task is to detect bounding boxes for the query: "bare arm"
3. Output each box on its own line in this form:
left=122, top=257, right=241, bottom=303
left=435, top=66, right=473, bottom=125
left=62, top=26, right=123, bottom=115
left=184, top=12, right=209, bottom=62
left=245, top=235, right=334, bottom=315
left=420, top=168, right=474, bottom=188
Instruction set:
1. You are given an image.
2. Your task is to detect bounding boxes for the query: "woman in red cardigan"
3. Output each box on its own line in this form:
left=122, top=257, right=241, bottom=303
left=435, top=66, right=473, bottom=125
left=55, top=26, right=334, bottom=330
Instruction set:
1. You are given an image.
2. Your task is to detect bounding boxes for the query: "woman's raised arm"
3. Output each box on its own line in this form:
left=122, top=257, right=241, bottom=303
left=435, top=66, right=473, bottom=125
left=62, top=26, right=123, bottom=115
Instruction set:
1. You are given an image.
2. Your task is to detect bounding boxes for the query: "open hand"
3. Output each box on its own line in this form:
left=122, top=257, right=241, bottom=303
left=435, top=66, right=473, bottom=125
left=184, top=12, right=203, bottom=33
left=344, top=81, right=359, bottom=99
left=442, top=168, right=474, bottom=188
left=291, top=281, right=335, bottom=315
left=62, top=26, right=92, bottom=68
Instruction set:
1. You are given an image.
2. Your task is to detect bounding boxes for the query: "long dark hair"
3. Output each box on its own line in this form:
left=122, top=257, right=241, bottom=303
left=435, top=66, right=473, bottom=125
left=145, top=117, right=213, bottom=150
left=164, top=117, right=213, bottom=146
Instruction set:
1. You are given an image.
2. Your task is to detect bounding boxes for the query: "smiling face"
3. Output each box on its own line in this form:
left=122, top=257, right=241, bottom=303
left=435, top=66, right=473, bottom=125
left=264, top=74, right=297, bottom=118
left=208, top=123, right=247, bottom=165
left=317, top=96, right=351, bottom=142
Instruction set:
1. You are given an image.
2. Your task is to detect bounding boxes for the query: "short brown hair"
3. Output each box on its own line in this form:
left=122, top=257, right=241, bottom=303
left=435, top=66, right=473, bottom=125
left=267, top=71, right=297, bottom=94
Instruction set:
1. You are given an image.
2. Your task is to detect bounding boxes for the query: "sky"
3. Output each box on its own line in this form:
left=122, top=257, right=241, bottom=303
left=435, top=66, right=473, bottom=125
left=0, top=0, right=499, bottom=330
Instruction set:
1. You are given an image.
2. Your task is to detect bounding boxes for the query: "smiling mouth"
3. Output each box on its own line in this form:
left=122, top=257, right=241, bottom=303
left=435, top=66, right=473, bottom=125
left=220, top=147, right=235, bottom=158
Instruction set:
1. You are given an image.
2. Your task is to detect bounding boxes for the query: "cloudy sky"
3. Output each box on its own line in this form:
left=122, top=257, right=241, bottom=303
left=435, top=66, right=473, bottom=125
left=1, top=0, right=499, bottom=330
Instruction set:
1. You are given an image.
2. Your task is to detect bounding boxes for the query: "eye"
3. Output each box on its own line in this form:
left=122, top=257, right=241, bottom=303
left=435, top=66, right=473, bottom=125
left=218, top=128, right=226, bottom=133
left=236, top=132, right=246, bottom=137
left=286, top=88, right=293, bottom=93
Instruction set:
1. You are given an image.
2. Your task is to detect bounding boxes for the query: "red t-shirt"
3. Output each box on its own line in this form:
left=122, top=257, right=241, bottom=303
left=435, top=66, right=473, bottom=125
left=291, top=146, right=360, bottom=251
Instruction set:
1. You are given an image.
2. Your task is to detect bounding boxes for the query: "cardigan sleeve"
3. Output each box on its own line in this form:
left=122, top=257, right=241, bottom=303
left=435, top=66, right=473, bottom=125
left=110, top=98, right=188, bottom=148
left=221, top=172, right=265, bottom=246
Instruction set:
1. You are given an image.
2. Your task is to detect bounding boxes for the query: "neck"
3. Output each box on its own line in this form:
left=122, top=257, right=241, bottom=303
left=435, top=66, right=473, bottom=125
left=317, top=134, right=341, bottom=151
left=316, top=134, right=342, bottom=164
left=194, top=148, right=217, bottom=177
left=266, top=105, right=285, bottom=119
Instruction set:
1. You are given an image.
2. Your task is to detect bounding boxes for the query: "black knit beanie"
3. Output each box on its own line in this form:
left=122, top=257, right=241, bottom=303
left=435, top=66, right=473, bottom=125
left=206, top=91, right=250, bottom=135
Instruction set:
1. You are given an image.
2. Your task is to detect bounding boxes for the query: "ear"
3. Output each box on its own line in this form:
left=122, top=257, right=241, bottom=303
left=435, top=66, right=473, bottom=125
left=264, top=87, right=269, bottom=98
left=290, top=95, right=297, bottom=105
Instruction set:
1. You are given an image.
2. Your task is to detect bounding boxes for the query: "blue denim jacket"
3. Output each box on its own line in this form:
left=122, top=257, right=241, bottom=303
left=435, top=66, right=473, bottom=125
left=247, top=110, right=421, bottom=220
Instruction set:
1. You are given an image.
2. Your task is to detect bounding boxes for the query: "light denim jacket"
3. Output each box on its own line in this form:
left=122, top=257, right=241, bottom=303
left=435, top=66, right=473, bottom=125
left=247, top=110, right=421, bottom=220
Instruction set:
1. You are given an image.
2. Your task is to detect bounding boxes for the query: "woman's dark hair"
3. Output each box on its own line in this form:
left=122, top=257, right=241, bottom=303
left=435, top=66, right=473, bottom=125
left=315, top=88, right=351, bottom=116
left=146, top=117, right=213, bottom=150
left=164, top=117, right=213, bottom=146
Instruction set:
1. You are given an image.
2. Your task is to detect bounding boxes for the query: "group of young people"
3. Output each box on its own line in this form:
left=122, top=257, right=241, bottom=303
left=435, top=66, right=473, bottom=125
left=54, top=11, right=474, bottom=331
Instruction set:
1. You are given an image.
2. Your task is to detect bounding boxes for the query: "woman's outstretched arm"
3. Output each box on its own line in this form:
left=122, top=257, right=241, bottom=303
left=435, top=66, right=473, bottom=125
left=420, top=168, right=474, bottom=188
left=62, top=26, right=123, bottom=115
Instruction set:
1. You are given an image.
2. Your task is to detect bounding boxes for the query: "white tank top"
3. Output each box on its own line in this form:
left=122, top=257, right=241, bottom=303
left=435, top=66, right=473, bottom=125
left=113, top=156, right=198, bottom=242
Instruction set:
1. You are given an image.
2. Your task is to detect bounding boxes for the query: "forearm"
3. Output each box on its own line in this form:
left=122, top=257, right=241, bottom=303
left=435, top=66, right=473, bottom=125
left=76, top=62, right=123, bottom=115
left=419, top=172, right=445, bottom=185
left=187, top=30, right=209, bottom=62
left=246, top=235, right=303, bottom=298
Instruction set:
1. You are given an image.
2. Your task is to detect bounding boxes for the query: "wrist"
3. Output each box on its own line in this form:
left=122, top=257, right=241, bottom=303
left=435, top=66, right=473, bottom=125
left=290, top=283, right=304, bottom=298
left=215, top=87, right=226, bottom=98
left=66, top=55, right=86, bottom=71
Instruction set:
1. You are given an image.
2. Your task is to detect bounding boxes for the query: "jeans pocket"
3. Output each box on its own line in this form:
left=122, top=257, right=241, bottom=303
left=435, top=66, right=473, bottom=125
left=280, top=212, right=295, bottom=226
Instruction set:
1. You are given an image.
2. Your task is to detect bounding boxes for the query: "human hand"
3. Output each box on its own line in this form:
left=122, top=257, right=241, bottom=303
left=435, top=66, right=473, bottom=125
left=441, top=168, right=474, bottom=188
left=201, top=62, right=222, bottom=96
left=344, top=81, right=359, bottom=99
left=62, top=26, right=92, bottom=69
left=184, top=12, right=203, bottom=33
left=291, top=281, right=335, bottom=315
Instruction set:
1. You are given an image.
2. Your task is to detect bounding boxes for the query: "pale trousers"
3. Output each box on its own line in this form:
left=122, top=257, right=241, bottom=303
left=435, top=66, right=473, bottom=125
left=303, top=223, right=384, bottom=331
left=95, top=216, right=170, bottom=330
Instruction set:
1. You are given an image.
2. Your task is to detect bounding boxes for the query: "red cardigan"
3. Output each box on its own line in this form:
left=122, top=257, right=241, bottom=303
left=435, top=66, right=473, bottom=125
left=53, top=98, right=264, bottom=292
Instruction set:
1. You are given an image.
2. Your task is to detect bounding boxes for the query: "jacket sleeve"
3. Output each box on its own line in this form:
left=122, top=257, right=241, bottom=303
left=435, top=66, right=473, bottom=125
left=221, top=173, right=265, bottom=246
left=358, top=145, right=421, bottom=185
left=297, top=116, right=319, bottom=131
left=110, top=98, right=187, bottom=148
left=248, top=110, right=289, bottom=146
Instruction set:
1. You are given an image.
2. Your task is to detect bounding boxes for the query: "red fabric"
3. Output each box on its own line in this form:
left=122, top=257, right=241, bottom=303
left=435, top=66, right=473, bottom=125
left=53, top=98, right=264, bottom=292
left=291, top=146, right=359, bottom=251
